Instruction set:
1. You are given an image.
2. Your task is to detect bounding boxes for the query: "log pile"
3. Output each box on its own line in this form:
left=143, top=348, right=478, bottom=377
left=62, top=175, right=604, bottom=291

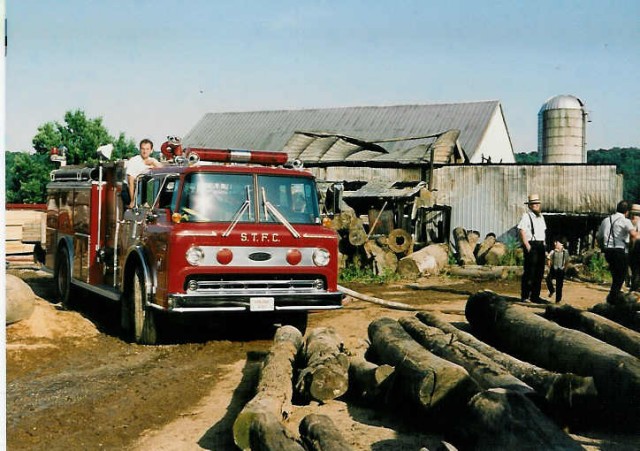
left=234, top=288, right=639, bottom=449
left=331, top=208, right=414, bottom=275
left=466, top=290, right=640, bottom=430
left=330, top=206, right=526, bottom=279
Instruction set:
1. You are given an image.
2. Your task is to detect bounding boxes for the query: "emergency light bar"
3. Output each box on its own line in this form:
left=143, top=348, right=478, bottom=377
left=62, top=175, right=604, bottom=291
left=184, top=148, right=289, bottom=166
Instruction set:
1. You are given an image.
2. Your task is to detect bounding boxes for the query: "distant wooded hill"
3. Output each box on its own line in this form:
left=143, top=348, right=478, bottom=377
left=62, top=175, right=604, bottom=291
left=515, top=147, right=640, bottom=202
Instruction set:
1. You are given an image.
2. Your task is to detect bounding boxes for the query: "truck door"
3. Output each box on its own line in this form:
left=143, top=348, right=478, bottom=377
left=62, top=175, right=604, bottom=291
left=118, top=175, right=151, bottom=265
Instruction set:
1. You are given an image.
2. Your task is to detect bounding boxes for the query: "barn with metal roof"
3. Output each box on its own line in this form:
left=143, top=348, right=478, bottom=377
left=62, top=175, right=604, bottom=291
left=182, top=101, right=515, bottom=165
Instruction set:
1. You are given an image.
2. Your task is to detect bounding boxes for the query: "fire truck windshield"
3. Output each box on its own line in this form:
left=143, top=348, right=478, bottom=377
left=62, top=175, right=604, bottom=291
left=178, top=173, right=319, bottom=224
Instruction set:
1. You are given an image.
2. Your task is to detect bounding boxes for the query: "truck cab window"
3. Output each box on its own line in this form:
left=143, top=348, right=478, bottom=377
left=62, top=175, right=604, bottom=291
left=179, top=173, right=253, bottom=222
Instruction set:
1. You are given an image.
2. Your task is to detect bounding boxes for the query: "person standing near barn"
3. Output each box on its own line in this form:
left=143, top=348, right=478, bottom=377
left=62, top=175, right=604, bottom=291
left=596, top=200, right=638, bottom=304
left=545, top=237, right=569, bottom=303
left=518, top=194, right=547, bottom=303
left=628, top=204, right=640, bottom=292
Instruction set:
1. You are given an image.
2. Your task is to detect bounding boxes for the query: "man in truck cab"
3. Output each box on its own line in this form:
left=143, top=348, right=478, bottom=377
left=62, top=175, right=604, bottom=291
left=125, top=138, right=163, bottom=207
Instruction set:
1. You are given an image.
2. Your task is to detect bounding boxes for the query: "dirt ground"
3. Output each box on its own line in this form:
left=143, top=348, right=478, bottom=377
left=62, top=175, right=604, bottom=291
left=5, top=268, right=640, bottom=450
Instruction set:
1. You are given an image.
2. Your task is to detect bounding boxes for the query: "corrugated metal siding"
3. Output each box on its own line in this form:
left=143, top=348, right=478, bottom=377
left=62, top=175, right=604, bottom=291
left=308, top=167, right=422, bottom=183
left=183, top=102, right=503, bottom=161
left=430, top=165, right=622, bottom=240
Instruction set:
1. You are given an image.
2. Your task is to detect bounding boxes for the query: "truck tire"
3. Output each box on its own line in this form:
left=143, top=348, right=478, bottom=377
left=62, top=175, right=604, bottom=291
left=54, top=246, right=74, bottom=308
left=125, top=266, right=158, bottom=345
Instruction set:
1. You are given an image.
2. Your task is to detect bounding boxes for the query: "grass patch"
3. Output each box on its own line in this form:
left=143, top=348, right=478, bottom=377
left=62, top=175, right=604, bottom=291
left=339, top=264, right=401, bottom=284
left=585, top=251, right=611, bottom=284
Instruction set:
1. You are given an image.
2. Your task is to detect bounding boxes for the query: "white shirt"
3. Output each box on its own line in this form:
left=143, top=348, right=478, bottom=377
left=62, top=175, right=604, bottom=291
left=126, top=155, right=157, bottom=179
left=597, top=212, right=634, bottom=250
left=517, top=211, right=547, bottom=242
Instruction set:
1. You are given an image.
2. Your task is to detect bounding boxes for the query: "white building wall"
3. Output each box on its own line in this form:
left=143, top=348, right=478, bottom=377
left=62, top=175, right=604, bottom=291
left=469, top=107, right=516, bottom=164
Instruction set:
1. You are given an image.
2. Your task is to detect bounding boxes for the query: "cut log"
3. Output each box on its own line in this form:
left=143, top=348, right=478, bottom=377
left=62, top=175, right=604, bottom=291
left=466, top=230, right=480, bottom=253
left=296, top=327, right=350, bottom=402
left=484, top=241, right=507, bottom=265
left=331, top=209, right=357, bottom=231
left=415, top=311, right=598, bottom=420
left=589, top=299, right=640, bottom=332
left=452, top=227, right=476, bottom=265
left=399, top=316, right=535, bottom=395
left=387, top=228, right=412, bottom=254
left=348, top=354, right=395, bottom=404
left=397, top=243, right=448, bottom=278
left=449, top=389, right=584, bottom=451
left=248, top=411, right=305, bottom=451
left=346, top=218, right=367, bottom=246
left=363, top=240, right=398, bottom=275
left=545, top=303, right=640, bottom=359
left=475, top=234, right=496, bottom=264
left=233, top=326, right=303, bottom=450
left=447, top=265, right=506, bottom=280
left=299, top=413, right=353, bottom=451
left=368, top=317, right=479, bottom=416
left=466, top=290, right=640, bottom=429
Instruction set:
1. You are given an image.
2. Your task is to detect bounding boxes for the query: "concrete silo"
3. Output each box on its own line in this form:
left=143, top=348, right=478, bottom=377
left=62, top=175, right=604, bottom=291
left=538, top=95, right=588, bottom=163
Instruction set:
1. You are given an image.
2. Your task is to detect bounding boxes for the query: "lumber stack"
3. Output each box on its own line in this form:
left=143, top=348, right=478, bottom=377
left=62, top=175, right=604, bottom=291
left=6, top=207, right=45, bottom=255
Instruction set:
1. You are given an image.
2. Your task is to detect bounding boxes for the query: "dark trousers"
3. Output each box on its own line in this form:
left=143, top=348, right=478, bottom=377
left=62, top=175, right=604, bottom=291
left=604, top=248, right=627, bottom=304
left=521, top=241, right=546, bottom=301
left=545, top=268, right=565, bottom=302
left=629, top=246, right=640, bottom=292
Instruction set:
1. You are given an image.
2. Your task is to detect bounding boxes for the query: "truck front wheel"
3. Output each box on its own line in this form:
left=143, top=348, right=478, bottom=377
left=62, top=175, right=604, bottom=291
left=124, top=266, right=158, bottom=345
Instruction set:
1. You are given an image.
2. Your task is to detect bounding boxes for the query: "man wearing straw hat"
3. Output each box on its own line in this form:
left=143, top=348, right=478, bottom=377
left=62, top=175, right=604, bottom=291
left=518, top=194, right=547, bottom=303
left=627, top=203, right=640, bottom=292
left=596, top=200, right=638, bottom=304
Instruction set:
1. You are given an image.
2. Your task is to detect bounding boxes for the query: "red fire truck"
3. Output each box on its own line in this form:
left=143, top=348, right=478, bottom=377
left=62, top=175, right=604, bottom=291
left=41, top=143, right=343, bottom=344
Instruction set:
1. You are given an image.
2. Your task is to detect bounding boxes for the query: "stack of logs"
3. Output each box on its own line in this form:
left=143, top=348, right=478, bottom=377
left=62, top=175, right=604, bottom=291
left=234, top=292, right=640, bottom=450
left=452, top=227, right=508, bottom=266
left=330, top=209, right=449, bottom=278
left=331, top=208, right=515, bottom=279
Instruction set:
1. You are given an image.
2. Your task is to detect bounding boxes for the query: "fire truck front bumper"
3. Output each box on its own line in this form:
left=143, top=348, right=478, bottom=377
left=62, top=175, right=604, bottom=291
left=163, top=291, right=344, bottom=313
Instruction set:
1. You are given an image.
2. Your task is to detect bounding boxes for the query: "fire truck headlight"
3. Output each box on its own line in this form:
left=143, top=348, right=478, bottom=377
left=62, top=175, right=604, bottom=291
left=312, top=248, right=330, bottom=267
left=186, top=246, right=204, bottom=266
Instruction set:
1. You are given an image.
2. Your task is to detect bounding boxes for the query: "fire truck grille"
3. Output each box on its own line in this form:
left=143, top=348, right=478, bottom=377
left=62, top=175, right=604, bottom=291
left=184, top=276, right=327, bottom=295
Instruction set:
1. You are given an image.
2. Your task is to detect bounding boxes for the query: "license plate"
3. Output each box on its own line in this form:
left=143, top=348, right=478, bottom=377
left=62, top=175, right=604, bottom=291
left=250, top=297, right=275, bottom=312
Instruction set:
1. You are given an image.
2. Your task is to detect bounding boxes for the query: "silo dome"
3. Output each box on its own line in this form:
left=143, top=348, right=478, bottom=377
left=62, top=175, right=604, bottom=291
left=538, top=95, right=587, bottom=163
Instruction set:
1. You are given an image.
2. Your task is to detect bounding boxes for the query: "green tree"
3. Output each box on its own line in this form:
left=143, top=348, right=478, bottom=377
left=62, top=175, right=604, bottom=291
left=32, top=110, right=137, bottom=165
left=6, top=109, right=138, bottom=203
left=514, top=151, right=539, bottom=163
left=5, top=152, right=51, bottom=203
left=588, top=147, right=640, bottom=201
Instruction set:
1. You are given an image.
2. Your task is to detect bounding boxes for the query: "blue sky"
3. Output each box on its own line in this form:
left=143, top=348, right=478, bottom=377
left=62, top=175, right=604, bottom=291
left=4, top=0, right=640, bottom=154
